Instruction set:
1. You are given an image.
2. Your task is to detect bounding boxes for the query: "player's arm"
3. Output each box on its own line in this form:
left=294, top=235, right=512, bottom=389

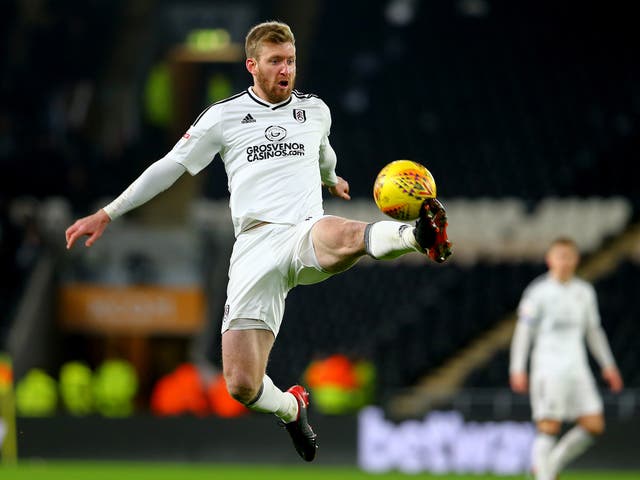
left=509, top=290, right=538, bottom=394
left=66, top=105, right=223, bottom=249
left=65, top=157, right=186, bottom=249
left=320, top=142, right=350, bottom=200
left=584, top=288, right=623, bottom=392
left=509, top=320, right=533, bottom=394
left=318, top=103, right=349, bottom=200
left=586, top=325, right=623, bottom=392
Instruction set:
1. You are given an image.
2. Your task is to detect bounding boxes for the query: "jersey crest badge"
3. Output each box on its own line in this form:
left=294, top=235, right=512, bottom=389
left=293, top=109, right=306, bottom=123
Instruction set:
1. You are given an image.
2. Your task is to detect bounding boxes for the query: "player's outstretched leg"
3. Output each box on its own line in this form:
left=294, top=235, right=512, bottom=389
left=281, top=385, right=318, bottom=461
left=364, top=198, right=452, bottom=263
left=414, top=198, right=452, bottom=263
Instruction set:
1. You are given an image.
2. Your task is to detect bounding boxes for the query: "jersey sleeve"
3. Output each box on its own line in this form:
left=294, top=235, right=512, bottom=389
left=168, top=105, right=224, bottom=175
left=584, top=283, right=616, bottom=368
left=318, top=102, right=338, bottom=186
left=585, top=284, right=602, bottom=328
left=510, top=321, right=533, bottom=373
left=103, top=156, right=185, bottom=220
left=517, top=283, right=541, bottom=328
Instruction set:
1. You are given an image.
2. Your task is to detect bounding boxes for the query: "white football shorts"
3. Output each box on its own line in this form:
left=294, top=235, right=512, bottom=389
left=221, top=216, right=333, bottom=337
left=530, top=369, right=603, bottom=421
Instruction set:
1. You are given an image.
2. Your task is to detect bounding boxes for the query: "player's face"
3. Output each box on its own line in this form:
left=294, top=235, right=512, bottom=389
left=247, top=41, right=296, bottom=104
left=546, top=244, right=579, bottom=282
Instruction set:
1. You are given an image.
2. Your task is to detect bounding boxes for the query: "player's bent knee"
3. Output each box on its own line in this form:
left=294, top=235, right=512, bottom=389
left=537, top=419, right=561, bottom=435
left=579, top=415, right=605, bottom=436
left=224, top=372, right=261, bottom=404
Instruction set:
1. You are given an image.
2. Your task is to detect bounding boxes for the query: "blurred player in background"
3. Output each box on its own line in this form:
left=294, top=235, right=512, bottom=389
left=65, top=21, right=451, bottom=461
left=509, top=237, right=623, bottom=480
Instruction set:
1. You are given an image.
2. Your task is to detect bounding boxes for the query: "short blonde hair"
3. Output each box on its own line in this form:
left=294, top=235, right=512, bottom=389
left=245, top=21, right=295, bottom=59
left=548, top=236, right=578, bottom=251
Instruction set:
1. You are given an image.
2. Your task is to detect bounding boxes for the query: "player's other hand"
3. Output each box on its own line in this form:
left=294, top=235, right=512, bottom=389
left=327, top=176, right=351, bottom=200
left=602, top=366, right=624, bottom=393
left=65, top=209, right=111, bottom=249
left=509, top=372, right=528, bottom=394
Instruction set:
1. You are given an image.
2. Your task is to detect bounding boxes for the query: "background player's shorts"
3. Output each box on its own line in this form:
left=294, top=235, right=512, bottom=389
left=222, top=216, right=333, bottom=337
left=530, top=370, right=603, bottom=421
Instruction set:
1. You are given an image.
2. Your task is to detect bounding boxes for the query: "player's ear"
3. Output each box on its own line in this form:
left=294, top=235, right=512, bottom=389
left=246, top=57, right=257, bottom=74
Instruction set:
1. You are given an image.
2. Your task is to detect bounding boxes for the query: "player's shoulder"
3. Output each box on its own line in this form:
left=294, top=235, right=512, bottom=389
left=192, top=90, right=250, bottom=126
left=293, top=89, right=328, bottom=108
left=571, top=276, right=596, bottom=294
left=292, top=90, right=331, bottom=125
left=524, top=273, right=550, bottom=293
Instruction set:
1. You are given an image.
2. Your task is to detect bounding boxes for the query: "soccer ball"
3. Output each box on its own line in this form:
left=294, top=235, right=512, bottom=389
left=373, top=160, right=437, bottom=221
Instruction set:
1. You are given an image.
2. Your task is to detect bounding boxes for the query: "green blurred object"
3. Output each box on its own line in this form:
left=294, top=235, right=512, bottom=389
left=15, top=369, right=57, bottom=417
left=186, top=28, right=230, bottom=52
left=0, top=353, right=17, bottom=464
left=207, top=73, right=233, bottom=104
left=312, top=386, right=356, bottom=415
left=92, top=360, right=138, bottom=417
left=305, top=356, right=376, bottom=415
left=352, top=360, right=376, bottom=408
left=59, top=361, right=93, bottom=415
left=144, top=62, right=173, bottom=128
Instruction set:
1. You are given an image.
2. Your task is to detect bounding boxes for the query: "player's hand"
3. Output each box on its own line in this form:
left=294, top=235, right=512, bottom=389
left=65, top=209, right=111, bottom=249
left=510, top=372, right=528, bottom=394
left=602, top=366, right=624, bottom=393
left=327, top=176, right=351, bottom=200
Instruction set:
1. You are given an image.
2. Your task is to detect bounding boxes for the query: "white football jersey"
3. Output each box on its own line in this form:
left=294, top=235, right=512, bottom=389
left=166, top=88, right=333, bottom=235
left=517, top=273, right=601, bottom=377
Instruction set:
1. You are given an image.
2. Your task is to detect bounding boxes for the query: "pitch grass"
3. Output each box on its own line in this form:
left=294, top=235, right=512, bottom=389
left=1, top=462, right=639, bottom=480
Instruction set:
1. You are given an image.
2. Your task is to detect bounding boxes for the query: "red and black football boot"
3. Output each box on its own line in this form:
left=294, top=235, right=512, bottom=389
left=414, top=198, right=452, bottom=263
left=282, top=385, right=318, bottom=461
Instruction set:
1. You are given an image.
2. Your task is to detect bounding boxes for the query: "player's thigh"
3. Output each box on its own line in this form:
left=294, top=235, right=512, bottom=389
left=221, top=328, right=275, bottom=384
left=577, top=413, right=605, bottom=436
left=570, top=374, right=604, bottom=430
left=530, top=373, right=570, bottom=423
left=310, top=216, right=367, bottom=272
left=224, top=226, right=288, bottom=336
left=536, top=418, right=562, bottom=435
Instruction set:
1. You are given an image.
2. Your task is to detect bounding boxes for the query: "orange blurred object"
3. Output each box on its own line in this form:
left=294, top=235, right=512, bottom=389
left=305, top=354, right=358, bottom=389
left=207, top=374, right=249, bottom=418
left=150, top=363, right=209, bottom=416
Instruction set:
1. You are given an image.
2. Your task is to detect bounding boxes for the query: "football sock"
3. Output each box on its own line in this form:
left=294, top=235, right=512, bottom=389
left=547, top=426, right=594, bottom=478
left=245, top=375, right=298, bottom=423
left=532, top=432, right=556, bottom=480
left=364, top=221, right=420, bottom=260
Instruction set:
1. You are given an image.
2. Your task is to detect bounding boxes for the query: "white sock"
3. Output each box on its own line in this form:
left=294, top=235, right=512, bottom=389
left=532, top=432, right=556, bottom=480
left=364, top=221, right=420, bottom=260
left=245, top=375, right=298, bottom=423
left=547, top=426, right=594, bottom=478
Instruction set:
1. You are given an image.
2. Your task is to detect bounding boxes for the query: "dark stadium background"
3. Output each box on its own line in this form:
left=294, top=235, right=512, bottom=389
left=1, top=0, right=639, bottom=475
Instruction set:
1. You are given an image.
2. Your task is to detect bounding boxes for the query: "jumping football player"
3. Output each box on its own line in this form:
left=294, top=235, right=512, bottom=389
left=509, top=237, right=623, bottom=479
left=65, top=21, right=452, bottom=461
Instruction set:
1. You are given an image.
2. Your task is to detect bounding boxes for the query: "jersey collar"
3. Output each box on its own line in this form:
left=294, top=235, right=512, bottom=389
left=247, top=87, right=293, bottom=110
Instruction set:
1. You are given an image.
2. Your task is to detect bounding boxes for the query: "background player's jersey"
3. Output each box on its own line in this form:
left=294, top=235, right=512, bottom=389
left=166, top=88, right=332, bottom=235
left=517, top=274, right=601, bottom=377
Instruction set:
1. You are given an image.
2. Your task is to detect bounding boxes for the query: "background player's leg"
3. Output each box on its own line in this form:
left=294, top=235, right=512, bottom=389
left=533, top=419, right=561, bottom=480
left=547, top=414, right=603, bottom=478
left=222, top=328, right=298, bottom=421
left=311, top=217, right=419, bottom=272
